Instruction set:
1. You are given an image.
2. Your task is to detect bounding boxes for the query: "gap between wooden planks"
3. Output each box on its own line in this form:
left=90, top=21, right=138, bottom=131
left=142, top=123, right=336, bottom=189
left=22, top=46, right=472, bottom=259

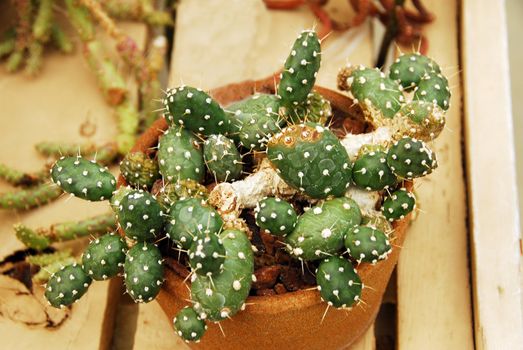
left=0, top=9, right=147, bottom=348
left=461, top=0, right=523, bottom=349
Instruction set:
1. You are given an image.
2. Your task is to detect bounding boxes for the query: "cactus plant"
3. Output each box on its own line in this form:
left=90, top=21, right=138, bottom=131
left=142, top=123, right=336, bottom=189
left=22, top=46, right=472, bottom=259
left=386, top=136, right=437, bottom=179
left=316, top=256, right=362, bottom=309
left=396, top=100, right=446, bottom=141
left=82, top=233, right=127, bottom=280
left=352, top=150, right=397, bottom=191
left=414, top=72, right=451, bottom=110
left=191, top=229, right=254, bottom=321
left=116, top=189, right=165, bottom=242
left=254, top=197, right=298, bottom=236
left=164, top=86, right=231, bottom=135
left=158, top=127, right=205, bottom=183
left=382, top=188, right=416, bottom=222
left=285, top=197, right=362, bottom=261
left=154, top=180, right=209, bottom=209
left=124, top=242, right=164, bottom=303
left=345, top=225, right=391, bottom=264
left=50, top=156, right=116, bottom=201
left=173, top=306, right=208, bottom=343
left=267, top=123, right=352, bottom=199
left=188, top=232, right=226, bottom=277
left=120, top=151, right=160, bottom=189
left=277, top=30, right=321, bottom=109
left=45, top=263, right=92, bottom=308
left=166, top=198, right=223, bottom=250
left=389, top=52, right=441, bottom=89
left=203, top=134, right=242, bottom=182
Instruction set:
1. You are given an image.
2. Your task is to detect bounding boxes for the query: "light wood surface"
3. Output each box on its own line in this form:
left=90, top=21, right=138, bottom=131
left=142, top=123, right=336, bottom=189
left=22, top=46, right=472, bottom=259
left=396, top=1, right=475, bottom=349
left=461, top=0, right=523, bottom=349
left=0, top=21, right=146, bottom=349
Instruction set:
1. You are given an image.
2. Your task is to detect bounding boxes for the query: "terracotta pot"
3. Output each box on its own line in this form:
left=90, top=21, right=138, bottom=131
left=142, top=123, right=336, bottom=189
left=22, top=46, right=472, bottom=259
left=118, top=78, right=412, bottom=350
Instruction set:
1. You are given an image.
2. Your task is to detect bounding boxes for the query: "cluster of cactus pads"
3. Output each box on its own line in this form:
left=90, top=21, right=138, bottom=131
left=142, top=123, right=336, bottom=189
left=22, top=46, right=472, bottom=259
left=43, top=29, right=450, bottom=344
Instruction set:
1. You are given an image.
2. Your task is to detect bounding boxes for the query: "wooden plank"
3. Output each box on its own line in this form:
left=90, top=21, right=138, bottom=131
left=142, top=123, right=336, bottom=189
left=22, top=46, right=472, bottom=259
left=126, top=0, right=377, bottom=349
left=0, top=15, right=146, bottom=349
left=395, top=0, right=475, bottom=349
left=461, top=0, right=523, bottom=348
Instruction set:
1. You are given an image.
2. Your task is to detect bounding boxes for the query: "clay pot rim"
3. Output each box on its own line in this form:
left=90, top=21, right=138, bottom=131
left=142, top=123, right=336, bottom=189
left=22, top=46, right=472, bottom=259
left=117, top=78, right=411, bottom=316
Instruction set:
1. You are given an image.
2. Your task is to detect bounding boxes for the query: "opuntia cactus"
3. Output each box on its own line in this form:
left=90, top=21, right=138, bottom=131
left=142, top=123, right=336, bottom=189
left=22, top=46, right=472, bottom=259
left=117, top=189, right=165, bottom=242
left=82, top=233, right=127, bottom=280
left=285, top=197, right=362, bottom=261
left=386, top=136, right=437, bottom=179
left=389, top=52, right=441, bottom=89
left=227, top=93, right=283, bottom=151
left=316, top=256, right=362, bottom=309
left=285, top=91, right=332, bottom=125
left=254, top=197, right=298, bottom=236
left=344, top=65, right=404, bottom=119
left=382, top=188, right=416, bottom=222
left=120, top=151, right=160, bottom=189
left=203, top=134, right=242, bottom=182
left=173, top=306, right=208, bottom=343
left=191, top=229, right=254, bottom=321
left=345, top=225, right=391, bottom=264
left=124, top=242, right=164, bottom=303
left=158, top=127, right=204, bottom=183
left=163, top=86, right=231, bottom=135
left=51, top=156, right=116, bottom=201
left=414, top=72, right=451, bottom=111
left=188, top=232, right=226, bottom=276
left=278, top=29, right=321, bottom=109
left=166, top=198, right=223, bottom=250
left=155, top=179, right=208, bottom=209
left=267, top=123, right=352, bottom=199
left=396, top=100, right=446, bottom=141
left=45, top=263, right=92, bottom=308
left=352, top=150, right=397, bottom=191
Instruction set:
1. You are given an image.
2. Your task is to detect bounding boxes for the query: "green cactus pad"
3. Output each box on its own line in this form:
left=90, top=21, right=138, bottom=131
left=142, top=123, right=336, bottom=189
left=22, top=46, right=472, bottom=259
left=173, top=306, right=208, bottom=343
left=51, top=156, right=116, bottom=201
left=316, top=256, right=362, bottom=309
left=203, top=134, right=242, bottom=182
left=386, top=137, right=437, bottom=179
left=361, top=211, right=392, bottom=233
left=120, top=152, right=160, bottom=189
left=155, top=180, right=208, bottom=209
left=347, top=65, right=404, bottom=119
left=414, top=72, right=451, bottom=111
left=117, top=189, right=165, bottom=242
left=227, top=94, right=283, bottom=151
left=110, top=186, right=133, bottom=210
left=389, top=53, right=441, bottom=89
left=158, top=127, right=205, bottom=183
left=82, top=233, right=127, bottom=280
left=278, top=30, right=321, bottom=108
left=382, top=188, right=416, bottom=222
left=345, top=225, right=391, bottom=264
left=166, top=198, right=223, bottom=250
left=45, top=263, right=92, bottom=308
left=285, top=197, right=362, bottom=261
left=254, top=197, right=298, bottom=236
left=164, top=86, right=231, bottom=135
left=352, top=151, right=397, bottom=191
left=191, top=229, right=254, bottom=321
left=124, top=242, right=164, bottom=303
left=285, top=91, right=332, bottom=125
left=267, top=123, right=352, bottom=199
left=397, top=100, right=446, bottom=141
left=189, top=233, right=226, bottom=276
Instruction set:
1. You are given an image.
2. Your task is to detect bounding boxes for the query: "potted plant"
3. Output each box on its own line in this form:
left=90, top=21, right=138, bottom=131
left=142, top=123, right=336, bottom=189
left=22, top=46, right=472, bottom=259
left=42, top=29, right=449, bottom=349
